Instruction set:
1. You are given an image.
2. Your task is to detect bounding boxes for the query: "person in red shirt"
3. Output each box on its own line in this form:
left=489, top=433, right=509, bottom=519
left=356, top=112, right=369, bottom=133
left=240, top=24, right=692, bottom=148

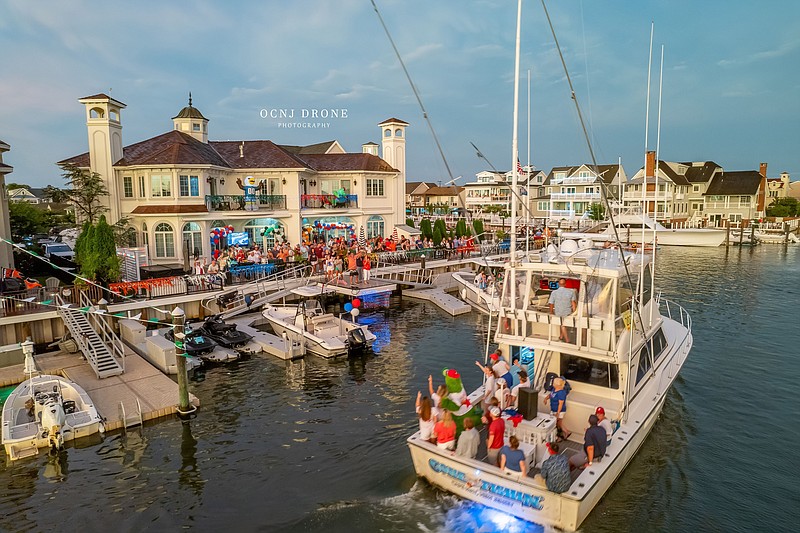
left=486, top=406, right=505, bottom=465
left=433, top=411, right=457, bottom=451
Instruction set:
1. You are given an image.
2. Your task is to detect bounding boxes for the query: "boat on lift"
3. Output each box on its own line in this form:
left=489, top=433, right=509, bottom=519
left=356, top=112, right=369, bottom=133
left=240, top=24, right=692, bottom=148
left=2, top=374, right=104, bottom=461
left=262, top=286, right=376, bottom=358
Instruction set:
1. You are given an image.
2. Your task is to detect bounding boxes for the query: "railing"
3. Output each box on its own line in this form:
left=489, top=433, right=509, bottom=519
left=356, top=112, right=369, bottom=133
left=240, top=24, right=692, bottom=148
left=228, top=262, right=279, bottom=283
left=300, top=194, right=358, bottom=209
left=556, top=176, right=597, bottom=185
left=205, top=194, right=286, bottom=211
left=550, top=192, right=601, bottom=201
left=109, top=274, right=224, bottom=300
left=80, top=292, right=126, bottom=373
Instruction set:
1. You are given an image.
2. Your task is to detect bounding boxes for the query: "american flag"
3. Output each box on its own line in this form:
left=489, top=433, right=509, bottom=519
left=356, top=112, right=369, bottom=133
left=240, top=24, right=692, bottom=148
left=516, top=159, right=524, bottom=175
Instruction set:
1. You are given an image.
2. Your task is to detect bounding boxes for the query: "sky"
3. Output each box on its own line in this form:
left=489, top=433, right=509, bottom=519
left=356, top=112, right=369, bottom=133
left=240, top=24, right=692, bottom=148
left=1, top=0, right=798, bottom=188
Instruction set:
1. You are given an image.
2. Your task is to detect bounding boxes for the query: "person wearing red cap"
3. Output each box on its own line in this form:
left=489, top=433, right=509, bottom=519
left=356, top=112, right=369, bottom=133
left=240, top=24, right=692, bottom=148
left=595, top=406, right=612, bottom=445
left=489, top=350, right=513, bottom=391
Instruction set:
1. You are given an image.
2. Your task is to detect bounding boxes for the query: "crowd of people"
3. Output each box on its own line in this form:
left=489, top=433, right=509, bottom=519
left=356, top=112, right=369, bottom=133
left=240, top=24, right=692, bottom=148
left=190, top=232, right=481, bottom=278
left=414, top=351, right=616, bottom=495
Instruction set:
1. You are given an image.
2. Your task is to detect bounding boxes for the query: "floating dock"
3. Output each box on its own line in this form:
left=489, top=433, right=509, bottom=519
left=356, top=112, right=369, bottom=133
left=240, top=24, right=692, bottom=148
left=403, top=288, right=472, bottom=316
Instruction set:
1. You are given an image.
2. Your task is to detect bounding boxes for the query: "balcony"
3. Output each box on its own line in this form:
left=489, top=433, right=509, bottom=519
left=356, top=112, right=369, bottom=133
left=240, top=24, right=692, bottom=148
left=550, top=192, right=601, bottom=201
left=300, top=194, right=358, bottom=209
left=206, top=194, right=286, bottom=212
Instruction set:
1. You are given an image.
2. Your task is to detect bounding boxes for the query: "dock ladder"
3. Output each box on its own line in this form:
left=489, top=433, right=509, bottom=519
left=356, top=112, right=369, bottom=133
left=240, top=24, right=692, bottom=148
left=118, top=397, right=144, bottom=429
left=56, top=293, right=125, bottom=378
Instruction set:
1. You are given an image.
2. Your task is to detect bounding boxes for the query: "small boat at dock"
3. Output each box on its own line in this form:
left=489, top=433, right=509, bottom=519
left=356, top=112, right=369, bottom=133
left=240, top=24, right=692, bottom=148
left=2, top=374, right=104, bottom=461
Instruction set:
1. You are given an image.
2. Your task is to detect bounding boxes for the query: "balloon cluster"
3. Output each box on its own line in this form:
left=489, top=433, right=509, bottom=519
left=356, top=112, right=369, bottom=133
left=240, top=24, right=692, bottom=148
left=313, top=220, right=356, bottom=236
left=261, top=225, right=281, bottom=236
left=343, top=298, right=361, bottom=317
left=210, top=225, right=235, bottom=245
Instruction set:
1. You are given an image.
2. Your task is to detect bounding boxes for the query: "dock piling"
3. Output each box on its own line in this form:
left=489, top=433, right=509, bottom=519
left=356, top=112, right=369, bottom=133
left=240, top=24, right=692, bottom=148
left=172, top=307, right=193, bottom=415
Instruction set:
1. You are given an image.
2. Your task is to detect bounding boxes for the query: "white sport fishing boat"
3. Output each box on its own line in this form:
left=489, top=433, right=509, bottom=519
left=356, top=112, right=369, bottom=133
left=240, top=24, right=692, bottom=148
left=2, top=374, right=104, bottom=460
left=452, top=270, right=502, bottom=314
left=261, top=286, right=376, bottom=358
left=563, top=209, right=726, bottom=247
left=407, top=241, right=692, bottom=530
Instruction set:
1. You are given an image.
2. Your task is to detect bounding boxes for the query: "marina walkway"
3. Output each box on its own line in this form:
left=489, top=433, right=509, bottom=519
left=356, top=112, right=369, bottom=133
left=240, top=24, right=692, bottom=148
left=0, top=349, right=199, bottom=432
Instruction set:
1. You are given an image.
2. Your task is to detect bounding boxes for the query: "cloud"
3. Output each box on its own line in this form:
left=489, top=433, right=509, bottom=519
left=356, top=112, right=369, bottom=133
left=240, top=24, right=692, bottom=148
left=717, top=38, right=800, bottom=67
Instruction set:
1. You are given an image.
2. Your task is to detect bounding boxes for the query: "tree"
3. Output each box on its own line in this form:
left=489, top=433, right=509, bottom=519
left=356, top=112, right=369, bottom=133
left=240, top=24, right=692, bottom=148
left=455, top=219, right=467, bottom=237
left=112, top=217, right=137, bottom=247
left=432, top=227, right=443, bottom=246
left=433, top=219, right=447, bottom=239
left=472, top=219, right=485, bottom=241
left=405, top=218, right=415, bottom=228
left=8, top=201, right=47, bottom=241
left=589, top=202, right=606, bottom=221
left=46, top=163, right=110, bottom=224
left=420, top=218, right=433, bottom=239
left=79, top=215, right=120, bottom=286
left=74, top=220, right=93, bottom=266
left=766, top=197, right=798, bottom=217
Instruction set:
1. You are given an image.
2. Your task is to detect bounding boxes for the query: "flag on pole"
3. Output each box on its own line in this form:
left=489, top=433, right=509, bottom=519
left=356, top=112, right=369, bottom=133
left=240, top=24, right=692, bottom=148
left=516, top=158, right=524, bottom=175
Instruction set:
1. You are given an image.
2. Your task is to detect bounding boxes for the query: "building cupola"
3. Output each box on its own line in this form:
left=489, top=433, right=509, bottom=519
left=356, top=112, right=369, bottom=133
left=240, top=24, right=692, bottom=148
left=172, top=92, right=209, bottom=143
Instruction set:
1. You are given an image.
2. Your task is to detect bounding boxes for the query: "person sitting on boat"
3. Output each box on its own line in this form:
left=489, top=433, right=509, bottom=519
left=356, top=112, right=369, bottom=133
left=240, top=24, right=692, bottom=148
left=499, top=435, right=527, bottom=476
left=534, top=442, right=571, bottom=493
left=489, top=351, right=513, bottom=390
left=415, top=392, right=436, bottom=443
left=510, top=370, right=530, bottom=408
left=486, top=406, right=505, bottom=466
left=545, top=377, right=571, bottom=440
left=433, top=411, right=457, bottom=451
left=569, top=414, right=607, bottom=470
left=548, top=278, right=577, bottom=343
left=475, top=360, right=497, bottom=410
left=595, top=406, right=613, bottom=446
left=455, top=417, right=479, bottom=459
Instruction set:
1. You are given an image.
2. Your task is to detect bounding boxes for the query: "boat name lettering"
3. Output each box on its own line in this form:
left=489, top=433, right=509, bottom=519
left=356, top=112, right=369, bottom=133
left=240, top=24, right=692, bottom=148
left=428, top=459, right=544, bottom=510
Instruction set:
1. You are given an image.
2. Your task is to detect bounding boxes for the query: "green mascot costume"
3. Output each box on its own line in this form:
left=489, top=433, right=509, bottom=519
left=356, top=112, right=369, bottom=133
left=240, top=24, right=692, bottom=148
left=439, top=368, right=483, bottom=433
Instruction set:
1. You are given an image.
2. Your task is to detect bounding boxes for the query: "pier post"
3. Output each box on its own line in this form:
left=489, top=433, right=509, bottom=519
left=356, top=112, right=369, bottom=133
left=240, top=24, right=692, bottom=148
left=725, top=220, right=730, bottom=247
left=172, top=307, right=193, bottom=415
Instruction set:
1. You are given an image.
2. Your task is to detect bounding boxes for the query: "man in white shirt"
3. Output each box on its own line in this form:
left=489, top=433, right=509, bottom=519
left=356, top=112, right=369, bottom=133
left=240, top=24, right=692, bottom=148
left=511, top=370, right=531, bottom=409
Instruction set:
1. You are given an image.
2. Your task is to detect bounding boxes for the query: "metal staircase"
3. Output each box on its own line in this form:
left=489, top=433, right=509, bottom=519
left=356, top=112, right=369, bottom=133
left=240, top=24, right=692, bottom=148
left=371, top=262, right=434, bottom=287
left=533, top=349, right=554, bottom=391
left=56, top=293, right=125, bottom=379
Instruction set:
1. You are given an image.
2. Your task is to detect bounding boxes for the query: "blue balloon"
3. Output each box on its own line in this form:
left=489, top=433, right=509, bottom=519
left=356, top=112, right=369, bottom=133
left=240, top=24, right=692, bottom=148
left=344, top=302, right=353, bottom=312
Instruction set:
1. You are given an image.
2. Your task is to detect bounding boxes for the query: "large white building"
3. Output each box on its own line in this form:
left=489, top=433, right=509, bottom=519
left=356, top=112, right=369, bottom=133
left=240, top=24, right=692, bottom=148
left=61, top=94, right=407, bottom=265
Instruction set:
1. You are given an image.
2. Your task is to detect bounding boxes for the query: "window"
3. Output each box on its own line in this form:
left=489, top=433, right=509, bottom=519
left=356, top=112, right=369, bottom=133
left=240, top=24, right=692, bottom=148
left=739, top=195, right=751, bottom=207
left=561, top=354, right=619, bottom=389
left=154, top=223, right=175, bottom=258
left=636, top=328, right=668, bottom=385
left=366, top=215, right=385, bottom=239
left=384, top=128, right=391, bottom=137
left=561, top=187, right=576, bottom=194
left=151, top=175, right=172, bottom=197
left=244, top=218, right=283, bottom=248
left=693, top=185, right=700, bottom=192
left=138, top=176, right=146, bottom=197
left=366, top=178, right=384, bottom=196
left=179, top=175, right=199, bottom=197
left=538, top=201, right=549, bottom=211
left=182, top=222, right=203, bottom=257
left=141, top=223, right=149, bottom=248
left=192, top=123, right=201, bottom=132
left=89, top=107, right=104, bottom=119
left=395, top=128, right=403, bottom=137
left=122, top=176, right=133, bottom=198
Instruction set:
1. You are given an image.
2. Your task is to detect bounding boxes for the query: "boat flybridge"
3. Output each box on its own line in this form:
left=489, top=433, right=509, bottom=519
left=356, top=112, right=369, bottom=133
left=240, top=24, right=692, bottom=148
left=407, top=240, right=693, bottom=530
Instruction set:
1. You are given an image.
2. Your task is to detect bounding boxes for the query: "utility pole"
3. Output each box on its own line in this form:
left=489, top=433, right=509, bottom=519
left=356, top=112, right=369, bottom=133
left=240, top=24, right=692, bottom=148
left=172, top=307, right=193, bottom=415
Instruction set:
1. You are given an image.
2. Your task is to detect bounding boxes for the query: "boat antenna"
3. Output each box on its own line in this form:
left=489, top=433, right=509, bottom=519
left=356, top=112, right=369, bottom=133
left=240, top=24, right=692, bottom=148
left=369, top=0, right=466, bottom=219
left=539, top=0, right=648, bottom=340
left=510, top=0, right=522, bottom=271
left=526, top=68, right=532, bottom=256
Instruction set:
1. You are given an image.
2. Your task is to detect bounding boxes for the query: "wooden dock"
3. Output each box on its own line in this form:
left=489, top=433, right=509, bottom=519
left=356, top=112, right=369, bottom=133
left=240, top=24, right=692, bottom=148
left=0, top=349, right=199, bottom=432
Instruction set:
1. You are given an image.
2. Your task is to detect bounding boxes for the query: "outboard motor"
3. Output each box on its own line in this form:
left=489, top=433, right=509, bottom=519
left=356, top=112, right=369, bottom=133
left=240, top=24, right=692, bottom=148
left=346, top=328, right=367, bottom=355
left=40, top=397, right=66, bottom=453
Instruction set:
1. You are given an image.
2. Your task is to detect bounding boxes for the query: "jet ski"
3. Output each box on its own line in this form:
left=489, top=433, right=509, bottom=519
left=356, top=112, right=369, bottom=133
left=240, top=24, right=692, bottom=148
left=165, top=324, right=216, bottom=357
left=196, top=314, right=254, bottom=349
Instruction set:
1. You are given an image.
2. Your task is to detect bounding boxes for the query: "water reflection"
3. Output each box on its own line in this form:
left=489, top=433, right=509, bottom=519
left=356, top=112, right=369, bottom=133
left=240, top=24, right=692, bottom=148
left=179, top=420, right=203, bottom=496
left=42, top=451, right=69, bottom=482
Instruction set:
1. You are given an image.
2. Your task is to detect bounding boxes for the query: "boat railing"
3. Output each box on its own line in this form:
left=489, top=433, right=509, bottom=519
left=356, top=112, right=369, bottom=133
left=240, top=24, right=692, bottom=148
left=657, top=294, right=692, bottom=334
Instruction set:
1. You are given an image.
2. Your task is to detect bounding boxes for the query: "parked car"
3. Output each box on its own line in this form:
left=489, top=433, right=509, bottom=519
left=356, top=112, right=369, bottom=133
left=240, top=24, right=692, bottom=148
left=43, top=243, right=76, bottom=261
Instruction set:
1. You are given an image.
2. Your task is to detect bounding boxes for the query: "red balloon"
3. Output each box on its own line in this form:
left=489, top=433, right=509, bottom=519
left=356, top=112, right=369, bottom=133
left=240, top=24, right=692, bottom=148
left=352, top=298, right=361, bottom=308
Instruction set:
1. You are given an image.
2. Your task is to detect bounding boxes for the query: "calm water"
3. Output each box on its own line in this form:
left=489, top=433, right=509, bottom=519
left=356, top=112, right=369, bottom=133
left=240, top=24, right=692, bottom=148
left=0, top=245, right=797, bottom=532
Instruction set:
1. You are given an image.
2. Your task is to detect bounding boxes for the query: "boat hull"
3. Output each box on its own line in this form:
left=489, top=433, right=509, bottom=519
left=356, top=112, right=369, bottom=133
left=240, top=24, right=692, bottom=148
left=564, top=228, right=726, bottom=247
left=2, top=375, right=104, bottom=461
left=262, top=307, right=375, bottom=358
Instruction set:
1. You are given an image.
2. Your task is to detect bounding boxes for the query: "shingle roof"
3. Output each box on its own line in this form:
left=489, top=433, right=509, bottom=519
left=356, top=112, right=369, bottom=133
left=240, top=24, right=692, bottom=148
left=406, top=181, right=431, bottom=194
left=211, top=140, right=307, bottom=169
left=279, top=141, right=339, bottom=155
left=298, top=153, right=397, bottom=172
left=61, top=132, right=397, bottom=173
left=544, top=164, right=620, bottom=185
left=378, top=117, right=409, bottom=125
left=172, top=105, right=207, bottom=120
left=704, top=171, right=762, bottom=196
left=681, top=161, right=722, bottom=183
left=420, top=186, right=464, bottom=196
